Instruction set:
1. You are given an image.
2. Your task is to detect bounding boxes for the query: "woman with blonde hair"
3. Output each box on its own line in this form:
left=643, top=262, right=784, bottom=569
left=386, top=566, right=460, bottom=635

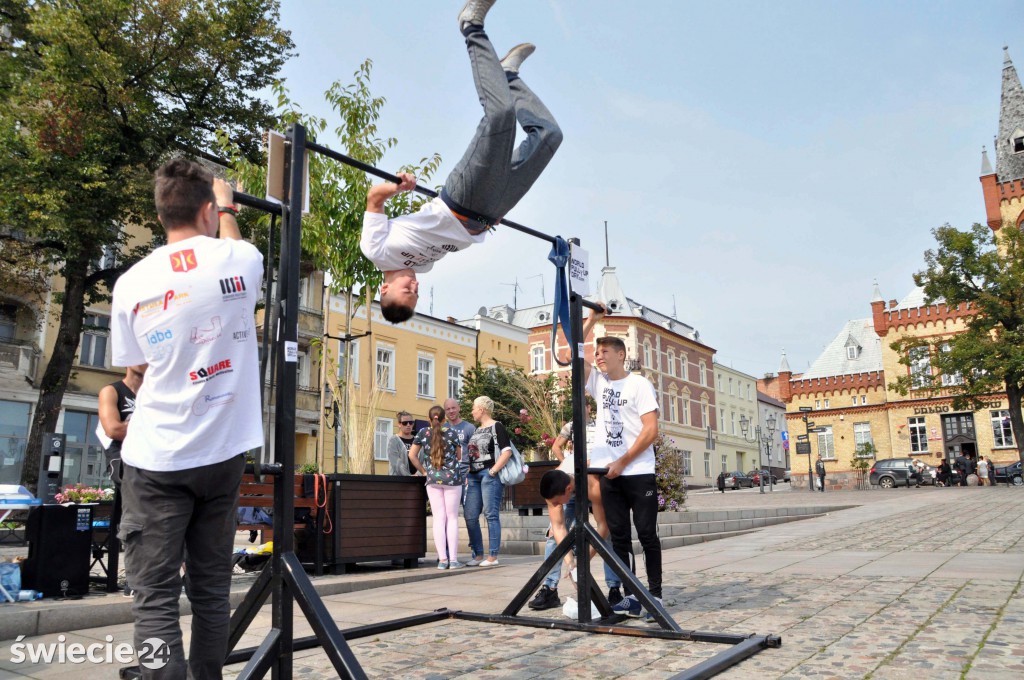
left=464, top=395, right=513, bottom=566
left=409, top=405, right=466, bottom=569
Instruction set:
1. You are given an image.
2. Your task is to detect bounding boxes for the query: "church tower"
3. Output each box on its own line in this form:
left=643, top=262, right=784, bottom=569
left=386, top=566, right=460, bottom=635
left=980, top=47, right=1024, bottom=231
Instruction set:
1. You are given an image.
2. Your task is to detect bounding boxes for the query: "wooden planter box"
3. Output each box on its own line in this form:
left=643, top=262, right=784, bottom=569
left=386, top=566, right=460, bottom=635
left=297, top=474, right=426, bottom=574
left=509, top=460, right=559, bottom=516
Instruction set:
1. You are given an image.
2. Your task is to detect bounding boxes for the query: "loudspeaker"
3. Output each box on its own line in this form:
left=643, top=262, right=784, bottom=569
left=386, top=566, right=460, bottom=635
left=21, top=504, right=94, bottom=597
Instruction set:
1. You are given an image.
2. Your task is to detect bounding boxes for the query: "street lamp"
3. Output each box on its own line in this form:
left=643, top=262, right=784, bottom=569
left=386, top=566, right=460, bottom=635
left=740, top=413, right=778, bottom=494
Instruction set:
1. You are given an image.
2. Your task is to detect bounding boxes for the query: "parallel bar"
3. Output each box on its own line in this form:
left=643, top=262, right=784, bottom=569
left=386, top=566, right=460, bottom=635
left=669, top=636, right=771, bottom=680
left=304, top=140, right=557, bottom=245
left=568, top=291, right=593, bottom=623
left=284, top=553, right=367, bottom=680
left=226, top=562, right=273, bottom=654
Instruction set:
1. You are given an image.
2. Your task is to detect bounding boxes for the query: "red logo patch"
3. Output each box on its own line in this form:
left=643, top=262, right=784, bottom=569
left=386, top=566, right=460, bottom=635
left=169, top=249, right=197, bottom=273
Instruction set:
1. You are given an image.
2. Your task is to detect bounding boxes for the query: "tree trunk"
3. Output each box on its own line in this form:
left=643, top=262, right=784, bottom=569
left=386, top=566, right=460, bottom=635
left=21, top=253, right=91, bottom=492
left=1009, top=382, right=1024, bottom=466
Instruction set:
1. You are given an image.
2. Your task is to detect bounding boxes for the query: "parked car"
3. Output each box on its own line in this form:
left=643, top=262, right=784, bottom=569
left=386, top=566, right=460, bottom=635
left=869, top=458, right=936, bottom=488
left=783, top=469, right=791, bottom=483
left=992, top=461, right=1022, bottom=486
left=746, top=469, right=777, bottom=485
left=723, top=471, right=754, bottom=489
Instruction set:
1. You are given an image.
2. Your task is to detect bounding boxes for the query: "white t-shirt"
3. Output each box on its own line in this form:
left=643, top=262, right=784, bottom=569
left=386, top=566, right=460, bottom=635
left=585, top=370, right=659, bottom=475
left=111, top=235, right=264, bottom=472
left=359, top=197, right=486, bottom=273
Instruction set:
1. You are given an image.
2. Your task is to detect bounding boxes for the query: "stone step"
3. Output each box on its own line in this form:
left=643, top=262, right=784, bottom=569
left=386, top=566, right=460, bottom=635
left=425, top=507, right=833, bottom=555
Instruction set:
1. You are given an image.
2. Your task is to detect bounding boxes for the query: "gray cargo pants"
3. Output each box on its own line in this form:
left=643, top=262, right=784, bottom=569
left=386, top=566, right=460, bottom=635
left=119, top=454, right=244, bottom=679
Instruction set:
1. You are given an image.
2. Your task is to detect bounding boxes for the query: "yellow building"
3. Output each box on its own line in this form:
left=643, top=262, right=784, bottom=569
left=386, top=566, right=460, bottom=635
left=319, top=295, right=528, bottom=475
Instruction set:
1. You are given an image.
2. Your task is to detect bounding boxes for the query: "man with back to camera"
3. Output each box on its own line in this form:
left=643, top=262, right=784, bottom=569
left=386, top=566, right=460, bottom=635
left=111, top=158, right=263, bottom=679
left=578, top=306, right=663, bottom=622
left=360, top=0, right=563, bottom=323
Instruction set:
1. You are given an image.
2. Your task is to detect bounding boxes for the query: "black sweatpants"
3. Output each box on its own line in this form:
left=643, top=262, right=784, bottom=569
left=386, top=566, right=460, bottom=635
left=600, top=473, right=662, bottom=599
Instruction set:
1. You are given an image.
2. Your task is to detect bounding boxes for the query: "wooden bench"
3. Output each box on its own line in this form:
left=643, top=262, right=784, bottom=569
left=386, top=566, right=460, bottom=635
left=237, top=473, right=319, bottom=539
left=510, top=460, right=559, bottom=515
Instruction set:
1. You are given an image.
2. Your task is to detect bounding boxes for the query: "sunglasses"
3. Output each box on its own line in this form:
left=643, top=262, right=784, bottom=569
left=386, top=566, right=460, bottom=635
left=400, top=421, right=414, bottom=426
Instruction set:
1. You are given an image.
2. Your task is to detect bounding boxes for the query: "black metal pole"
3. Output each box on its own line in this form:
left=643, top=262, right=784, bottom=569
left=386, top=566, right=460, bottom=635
left=569, top=290, right=592, bottom=623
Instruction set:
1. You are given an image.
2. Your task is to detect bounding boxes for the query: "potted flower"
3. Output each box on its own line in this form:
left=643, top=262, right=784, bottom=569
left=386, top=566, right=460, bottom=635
left=53, top=485, right=114, bottom=504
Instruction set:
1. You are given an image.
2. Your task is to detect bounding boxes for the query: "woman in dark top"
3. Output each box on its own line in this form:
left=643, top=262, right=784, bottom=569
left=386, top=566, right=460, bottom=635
left=409, top=405, right=465, bottom=569
left=464, top=395, right=513, bottom=566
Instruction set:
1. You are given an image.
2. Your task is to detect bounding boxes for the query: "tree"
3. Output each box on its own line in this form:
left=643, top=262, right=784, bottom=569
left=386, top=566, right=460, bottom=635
left=0, top=0, right=293, bottom=490
left=889, top=223, right=1024, bottom=465
left=850, top=441, right=876, bottom=490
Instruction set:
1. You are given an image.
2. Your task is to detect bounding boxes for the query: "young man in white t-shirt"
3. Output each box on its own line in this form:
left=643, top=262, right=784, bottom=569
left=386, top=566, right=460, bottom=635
left=360, top=0, right=562, bottom=323
left=581, top=309, right=662, bottom=621
left=110, top=158, right=263, bottom=678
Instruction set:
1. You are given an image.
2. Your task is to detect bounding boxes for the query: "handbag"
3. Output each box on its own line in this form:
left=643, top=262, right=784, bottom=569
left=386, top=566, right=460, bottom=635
left=495, top=428, right=527, bottom=485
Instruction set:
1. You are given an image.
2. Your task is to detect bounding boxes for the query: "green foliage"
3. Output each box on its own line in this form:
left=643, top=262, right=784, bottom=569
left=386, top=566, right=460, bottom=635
left=218, top=62, right=442, bottom=297
left=297, top=462, right=319, bottom=474
left=850, top=442, right=875, bottom=471
left=654, top=434, right=686, bottom=512
left=889, top=222, right=1024, bottom=463
left=459, top=362, right=573, bottom=456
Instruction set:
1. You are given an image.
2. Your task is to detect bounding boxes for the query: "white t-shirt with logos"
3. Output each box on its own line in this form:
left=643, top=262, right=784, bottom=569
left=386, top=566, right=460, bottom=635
left=111, top=235, right=264, bottom=472
left=585, top=370, right=659, bottom=476
left=359, top=197, right=487, bottom=273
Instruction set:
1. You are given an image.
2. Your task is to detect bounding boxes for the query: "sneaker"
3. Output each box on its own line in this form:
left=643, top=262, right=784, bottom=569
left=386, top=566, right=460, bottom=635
left=122, top=586, right=135, bottom=598
left=611, top=594, right=642, bottom=618
left=458, top=0, right=496, bottom=32
left=437, top=561, right=449, bottom=570
left=642, top=597, right=664, bottom=624
left=465, top=556, right=483, bottom=567
left=500, top=43, right=535, bottom=75
left=449, top=561, right=466, bottom=569
left=607, top=586, right=623, bottom=606
left=528, top=585, right=560, bottom=610
left=478, top=557, right=500, bottom=567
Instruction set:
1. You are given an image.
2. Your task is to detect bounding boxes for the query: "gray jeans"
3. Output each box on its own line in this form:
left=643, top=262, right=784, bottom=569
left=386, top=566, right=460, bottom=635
left=119, top=454, right=245, bottom=680
left=443, top=29, right=562, bottom=221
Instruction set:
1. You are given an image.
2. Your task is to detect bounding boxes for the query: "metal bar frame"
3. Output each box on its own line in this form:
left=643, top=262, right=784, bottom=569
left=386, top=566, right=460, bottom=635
left=177, top=124, right=778, bottom=679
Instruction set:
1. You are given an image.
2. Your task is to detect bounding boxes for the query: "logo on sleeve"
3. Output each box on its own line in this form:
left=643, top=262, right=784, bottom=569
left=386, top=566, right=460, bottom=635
left=219, top=275, right=247, bottom=300
left=188, top=359, right=233, bottom=384
left=169, top=249, right=198, bottom=273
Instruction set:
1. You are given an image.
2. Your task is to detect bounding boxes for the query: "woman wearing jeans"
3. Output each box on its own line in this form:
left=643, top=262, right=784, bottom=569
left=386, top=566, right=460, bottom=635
left=409, top=405, right=466, bottom=569
left=464, top=395, right=513, bottom=566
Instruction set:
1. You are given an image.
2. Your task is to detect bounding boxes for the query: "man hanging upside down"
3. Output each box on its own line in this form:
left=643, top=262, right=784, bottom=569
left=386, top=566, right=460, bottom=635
left=360, top=0, right=563, bottom=322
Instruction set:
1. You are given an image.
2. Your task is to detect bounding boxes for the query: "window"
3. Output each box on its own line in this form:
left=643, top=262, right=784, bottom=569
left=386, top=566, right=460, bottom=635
left=417, top=354, right=434, bottom=398
left=447, top=361, right=464, bottom=400
left=815, top=400, right=820, bottom=409
left=667, top=350, right=676, bottom=376
left=823, top=399, right=830, bottom=408
left=701, top=402, right=709, bottom=429
left=79, top=314, right=109, bottom=368
left=680, top=354, right=688, bottom=380
left=718, top=409, right=724, bottom=432
left=668, top=394, right=678, bottom=422
left=909, top=416, right=928, bottom=453
left=909, top=346, right=932, bottom=389
left=0, top=303, right=16, bottom=341
left=61, top=410, right=106, bottom=487
left=1014, top=135, right=1024, bottom=153
left=730, top=411, right=736, bottom=435
left=703, top=452, right=711, bottom=477
left=297, top=350, right=310, bottom=389
left=852, top=397, right=858, bottom=406
left=375, top=343, right=395, bottom=391
left=853, top=422, right=873, bottom=456
left=729, top=377, right=734, bottom=395
left=530, top=345, right=544, bottom=373
left=0, top=400, right=31, bottom=485
left=747, top=384, right=752, bottom=401
left=699, top=361, right=707, bottom=386
left=992, top=410, right=1015, bottom=448
left=681, top=396, right=691, bottom=426
left=861, top=395, right=867, bottom=405
left=682, top=450, right=692, bottom=476
left=643, top=342, right=652, bottom=370
left=720, top=454, right=727, bottom=473
left=373, top=418, right=392, bottom=461
left=343, top=339, right=360, bottom=385
left=939, top=343, right=964, bottom=386
left=816, top=425, right=835, bottom=460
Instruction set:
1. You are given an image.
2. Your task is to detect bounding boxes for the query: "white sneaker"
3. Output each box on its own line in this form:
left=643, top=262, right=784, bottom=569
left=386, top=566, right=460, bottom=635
left=458, top=0, right=497, bottom=32
left=478, top=557, right=500, bottom=567
left=500, top=43, right=535, bottom=75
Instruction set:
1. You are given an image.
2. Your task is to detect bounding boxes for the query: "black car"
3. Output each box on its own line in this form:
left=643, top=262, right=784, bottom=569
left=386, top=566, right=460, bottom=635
left=868, top=458, right=935, bottom=488
left=992, top=461, right=1022, bottom=486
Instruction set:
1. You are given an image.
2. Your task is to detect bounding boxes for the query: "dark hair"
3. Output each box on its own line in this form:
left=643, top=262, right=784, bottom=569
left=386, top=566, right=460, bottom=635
left=540, top=469, right=571, bottom=500
left=381, top=298, right=415, bottom=323
left=396, top=410, right=411, bottom=420
left=428, top=405, right=445, bottom=470
left=154, top=158, right=215, bottom=229
left=596, top=336, right=626, bottom=354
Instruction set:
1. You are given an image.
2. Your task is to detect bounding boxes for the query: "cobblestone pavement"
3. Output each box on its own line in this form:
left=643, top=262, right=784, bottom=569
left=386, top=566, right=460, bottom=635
left=1, top=485, right=1021, bottom=679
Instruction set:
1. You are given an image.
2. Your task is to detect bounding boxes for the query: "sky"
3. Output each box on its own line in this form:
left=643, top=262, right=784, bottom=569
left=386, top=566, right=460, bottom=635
left=270, top=0, right=1023, bottom=378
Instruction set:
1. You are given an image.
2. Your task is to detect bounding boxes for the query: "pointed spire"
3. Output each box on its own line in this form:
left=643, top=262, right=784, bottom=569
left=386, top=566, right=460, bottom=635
left=1005, top=45, right=1013, bottom=68
left=779, top=349, right=790, bottom=373
left=996, top=46, right=1024, bottom=182
left=871, top=279, right=883, bottom=302
left=981, top=146, right=994, bottom=176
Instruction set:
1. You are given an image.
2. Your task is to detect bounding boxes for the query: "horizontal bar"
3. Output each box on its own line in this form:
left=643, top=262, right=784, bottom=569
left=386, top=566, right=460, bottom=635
left=233, top=190, right=282, bottom=215
left=305, top=140, right=557, bottom=246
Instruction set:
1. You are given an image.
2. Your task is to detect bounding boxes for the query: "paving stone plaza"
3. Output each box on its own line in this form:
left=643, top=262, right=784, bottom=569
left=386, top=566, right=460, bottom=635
left=1, top=485, right=1022, bottom=679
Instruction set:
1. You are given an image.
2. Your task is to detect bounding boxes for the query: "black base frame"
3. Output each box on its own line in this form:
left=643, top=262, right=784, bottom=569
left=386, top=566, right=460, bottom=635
left=124, top=123, right=779, bottom=680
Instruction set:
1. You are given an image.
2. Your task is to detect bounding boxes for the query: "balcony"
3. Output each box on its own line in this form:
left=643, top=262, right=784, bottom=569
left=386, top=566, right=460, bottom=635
left=0, top=339, right=39, bottom=383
